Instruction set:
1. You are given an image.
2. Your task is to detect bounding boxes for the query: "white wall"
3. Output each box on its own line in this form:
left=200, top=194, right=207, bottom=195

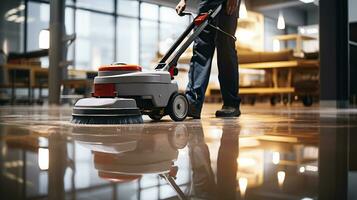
left=350, top=0, right=357, bottom=22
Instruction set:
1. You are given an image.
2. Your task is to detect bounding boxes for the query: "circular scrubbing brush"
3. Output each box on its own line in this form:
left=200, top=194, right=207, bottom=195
left=71, top=98, right=143, bottom=125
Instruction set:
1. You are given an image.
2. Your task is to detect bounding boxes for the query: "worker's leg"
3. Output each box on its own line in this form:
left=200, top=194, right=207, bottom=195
left=185, top=20, right=216, bottom=116
left=215, top=7, right=241, bottom=108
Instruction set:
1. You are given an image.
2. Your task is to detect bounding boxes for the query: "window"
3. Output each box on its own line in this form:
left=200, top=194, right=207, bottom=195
left=66, top=8, right=75, bottom=63
left=140, top=20, right=158, bottom=68
left=24, top=0, right=192, bottom=70
left=1, top=0, right=25, bottom=53
left=139, top=3, right=159, bottom=68
left=140, top=2, right=159, bottom=21
left=117, top=0, right=139, bottom=17
left=27, top=2, right=49, bottom=51
left=160, top=6, right=186, bottom=24
left=27, top=2, right=74, bottom=67
left=76, top=0, right=114, bottom=13
left=75, top=10, right=115, bottom=70
left=117, top=17, right=139, bottom=64
left=159, top=6, right=189, bottom=55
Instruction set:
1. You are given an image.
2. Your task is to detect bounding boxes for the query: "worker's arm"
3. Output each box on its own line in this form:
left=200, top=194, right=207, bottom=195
left=227, top=0, right=241, bottom=15
left=176, top=0, right=187, bottom=15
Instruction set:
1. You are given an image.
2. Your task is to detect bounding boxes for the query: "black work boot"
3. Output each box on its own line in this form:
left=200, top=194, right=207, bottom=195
left=215, top=105, right=241, bottom=118
left=188, top=104, right=201, bottom=119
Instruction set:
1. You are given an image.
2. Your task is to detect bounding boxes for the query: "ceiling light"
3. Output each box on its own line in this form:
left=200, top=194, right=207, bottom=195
left=301, top=198, right=314, bottom=200
left=14, top=16, right=24, bottom=23
left=277, top=11, right=285, bottom=30
left=299, top=166, right=306, bottom=173
left=4, top=8, right=18, bottom=17
left=277, top=171, right=286, bottom=188
left=18, top=4, right=26, bottom=11
left=299, top=0, right=314, bottom=3
left=6, top=15, right=17, bottom=22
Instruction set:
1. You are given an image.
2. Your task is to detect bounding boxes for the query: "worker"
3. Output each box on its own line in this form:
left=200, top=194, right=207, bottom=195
left=176, top=0, right=241, bottom=118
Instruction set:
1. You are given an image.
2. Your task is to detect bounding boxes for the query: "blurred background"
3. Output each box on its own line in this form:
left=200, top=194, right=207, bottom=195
left=0, top=0, right=356, bottom=107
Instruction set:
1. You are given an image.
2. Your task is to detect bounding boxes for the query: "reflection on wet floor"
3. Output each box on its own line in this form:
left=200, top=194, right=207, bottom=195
left=0, top=104, right=357, bottom=200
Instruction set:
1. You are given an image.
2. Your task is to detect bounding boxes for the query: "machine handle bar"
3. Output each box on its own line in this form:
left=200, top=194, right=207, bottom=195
left=155, top=5, right=222, bottom=72
left=178, top=11, right=193, bottom=16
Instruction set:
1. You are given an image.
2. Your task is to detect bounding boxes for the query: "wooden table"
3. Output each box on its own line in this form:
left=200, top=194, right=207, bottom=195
left=206, top=59, right=319, bottom=105
left=273, top=34, right=317, bottom=55
left=239, top=59, right=319, bottom=94
left=1, top=64, right=97, bottom=104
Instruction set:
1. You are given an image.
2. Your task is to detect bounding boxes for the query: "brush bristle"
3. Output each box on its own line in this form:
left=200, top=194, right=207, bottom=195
left=71, top=115, right=144, bottom=125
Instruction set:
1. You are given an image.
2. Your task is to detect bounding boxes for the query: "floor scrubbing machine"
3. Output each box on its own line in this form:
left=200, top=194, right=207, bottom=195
left=72, top=5, right=234, bottom=124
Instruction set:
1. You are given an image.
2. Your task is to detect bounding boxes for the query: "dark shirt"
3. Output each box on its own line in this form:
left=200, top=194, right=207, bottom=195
left=199, top=0, right=240, bottom=18
left=199, top=0, right=226, bottom=12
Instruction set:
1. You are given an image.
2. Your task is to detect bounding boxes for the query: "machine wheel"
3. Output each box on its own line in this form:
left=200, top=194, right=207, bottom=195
left=302, top=95, right=313, bottom=107
left=148, top=113, right=164, bottom=121
left=270, top=96, right=278, bottom=106
left=148, top=109, right=164, bottom=121
left=168, top=93, right=188, bottom=121
left=36, top=100, right=44, bottom=105
left=283, top=96, right=289, bottom=105
left=249, top=96, right=256, bottom=105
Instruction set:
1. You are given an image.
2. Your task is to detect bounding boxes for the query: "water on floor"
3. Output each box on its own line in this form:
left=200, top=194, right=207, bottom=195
left=0, top=104, right=357, bottom=200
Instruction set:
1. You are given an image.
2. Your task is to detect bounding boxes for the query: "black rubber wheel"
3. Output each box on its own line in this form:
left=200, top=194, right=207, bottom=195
left=270, top=96, right=278, bottom=106
left=283, top=96, right=289, bottom=105
left=168, top=93, right=188, bottom=121
left=148, top=113, right=164, bottom=121
left=36, top=100, right=44, bottom=105
left=249, top=97, right=256, bottom=105
left=302, top=95, right=313, bottom=107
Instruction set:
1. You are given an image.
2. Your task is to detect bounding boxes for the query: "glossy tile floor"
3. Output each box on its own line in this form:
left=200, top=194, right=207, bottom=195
left=1, top=104, right=357, bottom=200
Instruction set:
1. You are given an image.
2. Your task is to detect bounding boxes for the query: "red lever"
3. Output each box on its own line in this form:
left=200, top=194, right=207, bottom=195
left=169, top=66, right=179, bottom=79
left=169, top=67, right=175, bottom=79
left=194, top=13, right=209, bottom=26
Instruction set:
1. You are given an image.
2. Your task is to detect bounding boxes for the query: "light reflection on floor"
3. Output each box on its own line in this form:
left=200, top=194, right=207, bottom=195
left=0, top=104, right=357, bottom=200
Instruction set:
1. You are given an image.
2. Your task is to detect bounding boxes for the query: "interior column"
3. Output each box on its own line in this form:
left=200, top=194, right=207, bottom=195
left=319, top=0, right=349, bottom=107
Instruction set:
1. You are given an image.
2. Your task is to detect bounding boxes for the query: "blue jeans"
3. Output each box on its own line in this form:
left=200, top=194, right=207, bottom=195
left=185, top=2, right=241, bottom=113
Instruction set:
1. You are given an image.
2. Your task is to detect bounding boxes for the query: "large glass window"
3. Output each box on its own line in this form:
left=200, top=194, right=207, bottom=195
left=140, top=3, right=159, bottom=68
left=140, top=20, right=158, bottom=68
left=159, top=6, right=185, bottom=24
left=27, top=2, right=74, bottom=49
left=117, top=17, right=139, bottom=64
left=117, top=0, right=139, bottom=17
left=75, top=10, right=114, bottom=70
left=76, top=0, right=114, bottom=13
left=65, top=7, right=75, bottom=63
left=24, top=0, right=192, bottom=70
left=140, top=2, right=159, bottom=21
left=27, top=2, right=49, bottom=51
left=27, top=2, right=74, bottom=67
left=0, top=0, right=25, bottom=54
left=159, top=6, right=189, bottom=55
